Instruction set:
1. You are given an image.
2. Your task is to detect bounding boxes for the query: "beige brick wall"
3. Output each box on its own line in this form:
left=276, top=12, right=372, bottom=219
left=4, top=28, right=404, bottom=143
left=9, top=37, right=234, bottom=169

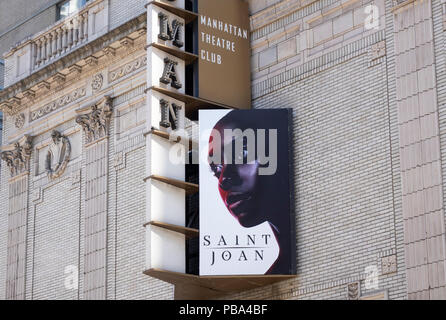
left=225, top=29, right=408, bottom=299
left=0, top=0, right=57, bottom=57
left=109, top=0, right=147, bottom=30
left=1, top=0, right=446, bottom=300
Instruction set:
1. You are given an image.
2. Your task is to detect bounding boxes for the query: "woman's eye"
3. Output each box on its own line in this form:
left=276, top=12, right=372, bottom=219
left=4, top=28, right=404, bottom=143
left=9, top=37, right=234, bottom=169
left=210, top=163, right=222, bottom=178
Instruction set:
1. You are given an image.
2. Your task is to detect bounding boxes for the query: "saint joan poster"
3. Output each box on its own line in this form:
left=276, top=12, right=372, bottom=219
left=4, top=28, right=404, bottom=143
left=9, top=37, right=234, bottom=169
left=199, top=109, right=296, bottom=276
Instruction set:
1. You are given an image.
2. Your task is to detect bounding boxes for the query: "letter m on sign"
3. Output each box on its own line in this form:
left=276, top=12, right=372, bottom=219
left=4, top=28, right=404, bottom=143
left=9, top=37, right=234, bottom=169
left=158, top=12, right=184, bottom=48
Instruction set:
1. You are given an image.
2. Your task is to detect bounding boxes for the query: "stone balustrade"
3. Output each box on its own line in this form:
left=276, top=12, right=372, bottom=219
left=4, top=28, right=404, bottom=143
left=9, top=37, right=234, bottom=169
left=2, top=0, right=109, bottom=88
left=32, top=12, right=90, bottom=70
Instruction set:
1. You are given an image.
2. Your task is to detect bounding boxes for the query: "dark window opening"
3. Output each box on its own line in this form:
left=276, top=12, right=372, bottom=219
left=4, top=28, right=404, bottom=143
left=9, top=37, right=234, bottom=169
left=57, top=0, right=90, bottom=20
left=185, top=0, right=197, bottom=12
left=186, top=151, right=199, bottom=275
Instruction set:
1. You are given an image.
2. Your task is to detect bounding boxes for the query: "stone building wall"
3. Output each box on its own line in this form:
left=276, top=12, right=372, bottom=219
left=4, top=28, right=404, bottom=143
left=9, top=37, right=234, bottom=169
left=0, top=60, right=4, bottom=89
left=0, top=3, right=175, bottom=297
left=0, top=0, right=445, bottom=300
left=222, top=0, right=445, bottom=300
left=109, top=0, right=147, bottom=30
left=0, top=0, right=57, bottom=56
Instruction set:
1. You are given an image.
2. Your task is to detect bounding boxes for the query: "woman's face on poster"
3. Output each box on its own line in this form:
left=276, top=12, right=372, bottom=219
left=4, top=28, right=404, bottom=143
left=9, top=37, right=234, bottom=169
left=208, top=123, right=265, bottom=228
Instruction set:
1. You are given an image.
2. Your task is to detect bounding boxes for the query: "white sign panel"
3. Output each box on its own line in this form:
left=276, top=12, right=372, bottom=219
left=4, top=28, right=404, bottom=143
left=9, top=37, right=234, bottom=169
left=199, top=110, right=295, bottom=276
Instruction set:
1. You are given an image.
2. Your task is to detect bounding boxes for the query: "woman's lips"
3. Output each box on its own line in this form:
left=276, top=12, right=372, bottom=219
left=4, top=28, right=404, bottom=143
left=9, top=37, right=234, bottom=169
left=226, top=193, right=252, bottom=215
left=229, top=200, right=244, bottom=211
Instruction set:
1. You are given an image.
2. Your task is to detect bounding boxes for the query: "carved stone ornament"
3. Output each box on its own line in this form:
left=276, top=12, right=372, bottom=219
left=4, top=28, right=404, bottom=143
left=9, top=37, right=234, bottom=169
left=92, top=73, right=104, bottom=91
left=45, top=130, right=71, bottom=180
left=0, top=135, right=34, bottom=177
left=114, top=152, right=125, bottom=170
left=71, top=169, right=81, bottom=186
left=109, top=55, right=147, bottom=83
left=76, top=96, right=113, bottom=144
left=30, top=87, right=87, bottom=123
left=15, top=113, right=25, bottom=129
left=381, top=255, right=397, bottom=275
left=347, top=282, right=361, bottom=300
left=368, top=41, right=386, bottom=67
left=0, top=98, right=21, bottom=116
left=103, top=46, right=116, bottom=57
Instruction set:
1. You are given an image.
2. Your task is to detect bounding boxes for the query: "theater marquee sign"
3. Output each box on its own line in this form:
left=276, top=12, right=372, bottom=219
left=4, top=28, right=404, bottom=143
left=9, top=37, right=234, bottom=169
left=198, top=0, right=251, bottom=110
left=144, top=0, right=295, bottom=296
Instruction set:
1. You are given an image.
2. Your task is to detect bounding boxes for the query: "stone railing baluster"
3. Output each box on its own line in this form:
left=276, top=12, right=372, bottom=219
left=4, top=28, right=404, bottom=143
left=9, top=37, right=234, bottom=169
left=18, top=2, right=100, bottom=70
left=52, top=31, right=58, bottom=57
left=62, top=26, right=68, bottom=51
left=41, top=38, right=47, bottom=64
left=35, top=40, right=41, bottom=67
left=46, top=34, right=53, bottom=60
left=83, top=12, right=89, bottom=41
left=57, top=28, right=63, bottom=54
left=68, top=21, right=74, bottom=48
left=79, top=14, right=85, bottom=41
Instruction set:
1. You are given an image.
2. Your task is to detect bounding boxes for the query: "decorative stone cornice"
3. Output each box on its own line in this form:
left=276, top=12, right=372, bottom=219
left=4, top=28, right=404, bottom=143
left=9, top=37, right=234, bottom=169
left=69, top=65, right=83, bottom=75
left=85, top=56, right=99, bottom=67
left=37, top=81, right=51, bottom=91
left=103, top=46, right=116, bottom=57
left=109, top=55, right=147, bottom=83
left=15, top=113, right=26, bottom=129
left=120, top=37, right=134, bottom=49
left=0, top=14, right=146, bottom=114
left=45, top=130, right=72, bottom=180
left=76, top=95, right=113, bottom=144
left=23, top=89, right=36, bottom=101
left=1, top=135, right=34, bottom=177
left=53, top=73, right=66, bottom=86
left=1, top=98, right=21, bottom=116
left=0, top=102, right=13, bottom=115
left=30, top=86, right=87, bottom=122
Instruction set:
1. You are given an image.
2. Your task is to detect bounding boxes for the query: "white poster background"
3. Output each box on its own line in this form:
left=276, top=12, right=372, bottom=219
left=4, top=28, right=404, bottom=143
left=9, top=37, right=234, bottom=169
left=199, top=110, right=279, bottom=276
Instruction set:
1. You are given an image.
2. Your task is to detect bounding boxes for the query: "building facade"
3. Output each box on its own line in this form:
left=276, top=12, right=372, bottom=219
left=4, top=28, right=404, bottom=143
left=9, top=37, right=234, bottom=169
left=0, top=0, right=445, bottom=300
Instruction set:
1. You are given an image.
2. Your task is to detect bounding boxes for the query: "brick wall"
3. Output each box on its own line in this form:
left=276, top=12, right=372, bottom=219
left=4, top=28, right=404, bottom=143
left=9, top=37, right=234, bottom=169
left=0, top=1, right=57, bottom=57
left=32, top=177, right=80, bottom=300
left=225, top=31, right=407, bottom=299
left=0, top=116, right=8, bottom=300
left=218, top=0, right=410, bottom=300
left=0, top=60, right=4, bottom=89
left=109, top=0, right=147, bottom=31
left=434, top=0, right=446, bottom=300
left=115, top=146, right=174, bottom=300
left=1, top=0, right=446, bottom=300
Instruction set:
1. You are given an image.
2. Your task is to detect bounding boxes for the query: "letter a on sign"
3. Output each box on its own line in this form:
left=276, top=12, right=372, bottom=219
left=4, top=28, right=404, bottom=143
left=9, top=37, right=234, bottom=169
left=160, top=57, right=182, bottom=89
